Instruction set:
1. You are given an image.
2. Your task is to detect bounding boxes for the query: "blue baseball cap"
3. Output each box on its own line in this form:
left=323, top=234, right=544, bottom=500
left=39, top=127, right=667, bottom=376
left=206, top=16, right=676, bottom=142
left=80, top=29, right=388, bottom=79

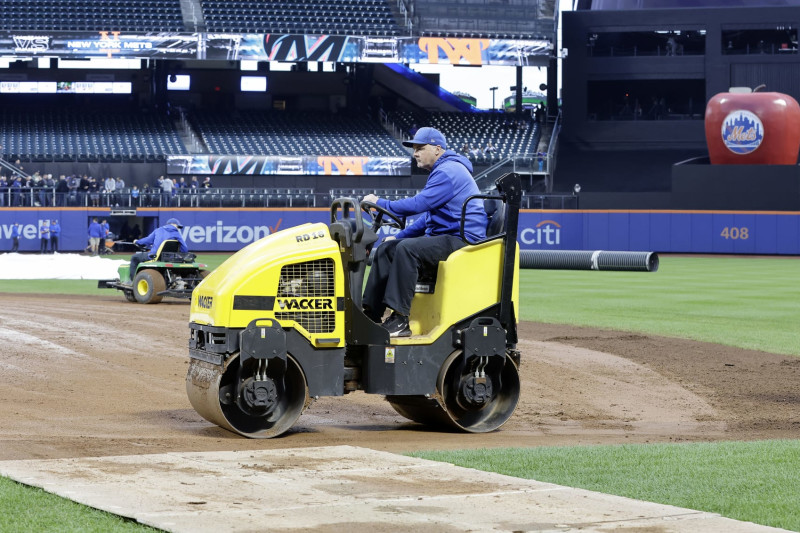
left=166, top=218, right=183, bottom=228
left=402, top=127, right=447, bottom=151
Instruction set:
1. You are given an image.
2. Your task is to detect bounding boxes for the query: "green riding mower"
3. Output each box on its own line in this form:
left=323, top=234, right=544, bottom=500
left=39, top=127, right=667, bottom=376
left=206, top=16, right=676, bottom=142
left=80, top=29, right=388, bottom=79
left=98, top=240, right=209, bottom=304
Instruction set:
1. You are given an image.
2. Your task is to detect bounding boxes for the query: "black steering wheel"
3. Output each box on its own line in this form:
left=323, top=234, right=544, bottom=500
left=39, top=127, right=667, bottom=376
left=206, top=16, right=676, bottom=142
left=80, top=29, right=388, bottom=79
left=360, top=200, right=406, bottom=232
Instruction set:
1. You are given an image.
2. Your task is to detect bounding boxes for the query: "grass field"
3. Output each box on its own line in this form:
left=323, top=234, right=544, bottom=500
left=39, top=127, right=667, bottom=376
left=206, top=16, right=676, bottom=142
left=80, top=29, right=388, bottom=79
left=410, top=439, right=800, bottom=532
left=520, top=255, right=800, bottom=356
left=0, top=253, right=798, bottom=531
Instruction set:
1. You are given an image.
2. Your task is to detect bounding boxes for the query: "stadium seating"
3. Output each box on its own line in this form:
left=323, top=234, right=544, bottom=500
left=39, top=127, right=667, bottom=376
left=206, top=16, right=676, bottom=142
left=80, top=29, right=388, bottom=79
left=0, top=0, right=185, bottom=32
left=201, top=0, right=403, bottom=36
left=0, top=109, right=188, bottom=162
left=191, top=110, right=408, bottom=157
left=391, top=110, right=541, bottom=164
left=0, top=0, right=404, bottom=35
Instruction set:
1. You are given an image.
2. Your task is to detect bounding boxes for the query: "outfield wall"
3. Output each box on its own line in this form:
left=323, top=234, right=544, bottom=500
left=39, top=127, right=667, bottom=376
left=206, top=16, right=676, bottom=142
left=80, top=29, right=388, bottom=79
left=1, top=208, right=798, bottom=255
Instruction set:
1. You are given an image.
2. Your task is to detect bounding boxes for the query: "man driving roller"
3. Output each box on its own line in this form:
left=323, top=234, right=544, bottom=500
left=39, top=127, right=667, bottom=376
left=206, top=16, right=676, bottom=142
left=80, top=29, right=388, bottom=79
left=361, top=127, right=487, bottom=337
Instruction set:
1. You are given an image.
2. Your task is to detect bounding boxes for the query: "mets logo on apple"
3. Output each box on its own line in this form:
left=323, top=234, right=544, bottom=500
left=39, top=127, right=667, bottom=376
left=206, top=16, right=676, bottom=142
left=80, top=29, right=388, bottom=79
left=721, top=110, right=764, bottom=155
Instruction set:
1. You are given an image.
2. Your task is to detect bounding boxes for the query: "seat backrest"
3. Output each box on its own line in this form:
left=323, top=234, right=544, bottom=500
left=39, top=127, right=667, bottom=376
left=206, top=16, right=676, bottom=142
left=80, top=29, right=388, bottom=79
left=154, top=239, right=181, bottom=260
left=484, top=198, right=505, bottom=238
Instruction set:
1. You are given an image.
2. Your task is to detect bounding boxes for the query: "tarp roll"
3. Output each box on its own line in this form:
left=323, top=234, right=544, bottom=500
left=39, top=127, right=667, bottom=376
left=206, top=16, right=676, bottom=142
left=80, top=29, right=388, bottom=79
left=519, top=250, right=659, bottom=272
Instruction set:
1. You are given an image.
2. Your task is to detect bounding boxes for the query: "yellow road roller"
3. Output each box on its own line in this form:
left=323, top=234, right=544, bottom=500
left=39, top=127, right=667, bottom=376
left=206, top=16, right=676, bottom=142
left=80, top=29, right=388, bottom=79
left=186, top=172, right=522, bottom=438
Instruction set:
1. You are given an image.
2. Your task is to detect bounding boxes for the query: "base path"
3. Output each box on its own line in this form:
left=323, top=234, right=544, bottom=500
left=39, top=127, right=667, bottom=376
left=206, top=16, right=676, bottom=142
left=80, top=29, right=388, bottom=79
left=0, top=293, right=797, bottom=460
left=0, top=293, right=798, bottom=531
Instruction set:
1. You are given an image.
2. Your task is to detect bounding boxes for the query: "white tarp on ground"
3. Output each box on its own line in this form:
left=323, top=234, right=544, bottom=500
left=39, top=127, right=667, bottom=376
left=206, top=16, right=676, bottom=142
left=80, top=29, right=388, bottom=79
left=0, top=446, right=784, bottom=533
left=0, top=253, right=126, bottom=280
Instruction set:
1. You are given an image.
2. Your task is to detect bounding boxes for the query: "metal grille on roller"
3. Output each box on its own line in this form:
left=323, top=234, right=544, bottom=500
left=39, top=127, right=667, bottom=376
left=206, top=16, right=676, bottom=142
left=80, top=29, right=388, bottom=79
left=275, top=258, right=336, bottom=333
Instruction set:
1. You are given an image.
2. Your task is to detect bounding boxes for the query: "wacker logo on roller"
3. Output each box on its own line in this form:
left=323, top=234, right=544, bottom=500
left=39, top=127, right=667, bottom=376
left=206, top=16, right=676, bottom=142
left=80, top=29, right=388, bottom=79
left=277, top=298, right=334, bottom=311
left=196, top=295, right=214, bottom=309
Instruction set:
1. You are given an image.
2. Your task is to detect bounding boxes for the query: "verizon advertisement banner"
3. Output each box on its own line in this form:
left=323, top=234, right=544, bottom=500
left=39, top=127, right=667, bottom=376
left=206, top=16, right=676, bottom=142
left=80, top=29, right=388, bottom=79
left=1, top=209, right=798, bottom=255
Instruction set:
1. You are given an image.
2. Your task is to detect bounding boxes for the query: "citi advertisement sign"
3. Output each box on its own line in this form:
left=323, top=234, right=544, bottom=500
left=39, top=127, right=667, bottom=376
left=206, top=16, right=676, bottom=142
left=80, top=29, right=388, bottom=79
left=520, top=220, right=561, bottom=246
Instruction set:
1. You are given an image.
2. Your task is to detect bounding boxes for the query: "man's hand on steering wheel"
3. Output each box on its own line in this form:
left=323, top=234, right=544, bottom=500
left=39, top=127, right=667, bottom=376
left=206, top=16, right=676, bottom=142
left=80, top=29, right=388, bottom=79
left=359, top=198, right=405, bottom=232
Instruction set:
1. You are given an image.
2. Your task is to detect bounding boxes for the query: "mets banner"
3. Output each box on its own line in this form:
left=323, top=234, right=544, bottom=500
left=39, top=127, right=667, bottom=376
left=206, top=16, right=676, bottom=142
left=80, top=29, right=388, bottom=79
left=0, top=31, right=550, bottom=66
left=166, top=155, right=412, bottom=176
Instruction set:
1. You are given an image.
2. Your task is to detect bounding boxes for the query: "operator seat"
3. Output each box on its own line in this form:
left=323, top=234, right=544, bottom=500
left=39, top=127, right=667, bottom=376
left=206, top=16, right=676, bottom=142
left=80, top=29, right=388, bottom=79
left=414, top=197, right=506, bottom=294
left=483, top=197, right=506, bottom=238
left=152, top=239, right=182, bottom=261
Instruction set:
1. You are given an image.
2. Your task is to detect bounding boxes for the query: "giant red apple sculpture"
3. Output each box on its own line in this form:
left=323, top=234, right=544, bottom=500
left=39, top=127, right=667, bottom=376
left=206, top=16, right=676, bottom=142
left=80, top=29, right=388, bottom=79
left=705, top=87, right=800, bottom=165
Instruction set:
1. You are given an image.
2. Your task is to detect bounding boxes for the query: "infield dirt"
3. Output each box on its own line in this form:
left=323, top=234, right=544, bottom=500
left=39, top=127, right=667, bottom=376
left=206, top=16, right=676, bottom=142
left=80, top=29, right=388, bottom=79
left=1, top=292, right=797, bottom=461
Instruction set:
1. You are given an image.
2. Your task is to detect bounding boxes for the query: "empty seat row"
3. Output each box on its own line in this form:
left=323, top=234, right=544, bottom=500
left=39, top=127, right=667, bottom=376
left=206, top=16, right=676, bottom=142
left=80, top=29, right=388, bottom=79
left=391, top=110, right=541, bottom=162
left=191, top=110, right=408, bottom=158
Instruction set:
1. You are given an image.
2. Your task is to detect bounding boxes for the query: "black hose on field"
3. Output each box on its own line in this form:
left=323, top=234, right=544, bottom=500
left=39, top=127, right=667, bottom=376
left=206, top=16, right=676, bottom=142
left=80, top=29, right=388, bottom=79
left=519, top=250, right=659, bottom=272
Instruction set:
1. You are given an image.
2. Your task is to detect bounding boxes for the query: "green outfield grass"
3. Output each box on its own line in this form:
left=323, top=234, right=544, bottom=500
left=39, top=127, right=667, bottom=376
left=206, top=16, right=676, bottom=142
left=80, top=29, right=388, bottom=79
left=0, top=253, right=798, bottom=531
left=410, top=439, right=800, bottom=532
left=0, top=476, right=158, bottom=533
left=520, top=255, right=800, bottom=356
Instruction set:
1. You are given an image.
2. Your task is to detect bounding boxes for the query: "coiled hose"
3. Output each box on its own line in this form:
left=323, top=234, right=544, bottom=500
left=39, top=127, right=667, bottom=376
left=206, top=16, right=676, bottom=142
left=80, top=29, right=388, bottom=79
left=519, top=250, right=659, bottom=272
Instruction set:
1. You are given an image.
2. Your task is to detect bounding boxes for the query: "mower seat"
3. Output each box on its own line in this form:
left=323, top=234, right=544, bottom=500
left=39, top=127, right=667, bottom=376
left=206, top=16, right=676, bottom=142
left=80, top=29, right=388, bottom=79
left=152, top=240, right=182, bottom=261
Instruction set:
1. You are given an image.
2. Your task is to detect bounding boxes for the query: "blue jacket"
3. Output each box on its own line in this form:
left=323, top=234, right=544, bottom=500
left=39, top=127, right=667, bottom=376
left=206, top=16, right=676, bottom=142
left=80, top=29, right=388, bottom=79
left=11, top=225, right=20, bottom=238
left=50, top=222, right=61, bottom=237
left=137, top=224, right=188, bottom=258
left=378, top=151, right=487, bottom=242
left=88, top=221, right=104, bottom=238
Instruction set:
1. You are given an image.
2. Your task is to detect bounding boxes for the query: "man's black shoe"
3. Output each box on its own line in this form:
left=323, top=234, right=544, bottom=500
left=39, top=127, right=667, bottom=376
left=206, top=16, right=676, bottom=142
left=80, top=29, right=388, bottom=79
left=382, top=312, right=411, bottom=337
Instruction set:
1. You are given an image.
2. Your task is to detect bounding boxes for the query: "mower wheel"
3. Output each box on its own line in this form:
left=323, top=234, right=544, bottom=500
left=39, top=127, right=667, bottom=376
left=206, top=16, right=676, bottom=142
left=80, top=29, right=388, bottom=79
left=133, top=269, right=166, bottom=304
left=124, top=290, right=137, bottom=303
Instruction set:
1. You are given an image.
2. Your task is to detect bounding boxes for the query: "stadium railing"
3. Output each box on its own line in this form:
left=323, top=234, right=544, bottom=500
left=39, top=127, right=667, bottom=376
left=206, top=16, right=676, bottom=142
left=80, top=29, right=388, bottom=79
left=0, top=187, right=580, bottom=210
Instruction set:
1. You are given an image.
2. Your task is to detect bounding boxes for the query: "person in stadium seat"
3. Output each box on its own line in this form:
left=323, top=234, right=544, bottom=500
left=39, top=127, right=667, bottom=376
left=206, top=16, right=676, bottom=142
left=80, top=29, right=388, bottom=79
left=55, top=175, right=69, bottom=207
left=159, top=175, right=173, bottom=207
left=361, top=127, right=487, bottom=338
left=104, top=176, right=116, bottom=206
left=88, top=176, right=100, bottom=207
